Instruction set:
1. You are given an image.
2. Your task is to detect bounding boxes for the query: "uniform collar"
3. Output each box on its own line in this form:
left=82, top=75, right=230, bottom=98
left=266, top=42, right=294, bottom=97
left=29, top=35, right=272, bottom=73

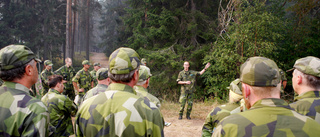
left=106, top=83, right=136, bottom=94
left=294, top=91, right=320, bottom=101
left=250, top=98, right=292, bottom=110
left=96, top=84, right=108, bottom=89
left=2, top=81, right=30, bottom=94
left=48, top=88, right=61, bottom=94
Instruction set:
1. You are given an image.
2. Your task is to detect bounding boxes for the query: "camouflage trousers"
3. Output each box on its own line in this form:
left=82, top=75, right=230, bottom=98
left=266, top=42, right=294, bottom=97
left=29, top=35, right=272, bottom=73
left=179, top=91, right=194, bottom=117
left=63, top=88, right=75, bottom=101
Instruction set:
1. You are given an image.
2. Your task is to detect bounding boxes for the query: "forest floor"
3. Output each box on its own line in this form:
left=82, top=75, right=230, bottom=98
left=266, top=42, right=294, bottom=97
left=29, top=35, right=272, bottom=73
left=70, top=52, right=218, bottom=136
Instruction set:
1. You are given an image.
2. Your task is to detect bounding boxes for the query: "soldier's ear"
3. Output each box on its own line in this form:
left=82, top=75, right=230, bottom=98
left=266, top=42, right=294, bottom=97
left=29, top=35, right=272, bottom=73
left=242, top=83, right=250, bottom=98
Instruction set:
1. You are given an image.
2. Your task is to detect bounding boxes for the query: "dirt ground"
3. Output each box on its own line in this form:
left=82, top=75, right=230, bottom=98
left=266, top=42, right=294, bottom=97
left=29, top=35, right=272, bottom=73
left=89, top=52, right=109, bottom=67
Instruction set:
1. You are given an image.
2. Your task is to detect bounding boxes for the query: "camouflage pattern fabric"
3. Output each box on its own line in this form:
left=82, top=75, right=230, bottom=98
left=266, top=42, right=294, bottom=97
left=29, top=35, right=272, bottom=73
left=279, top=69, right=287, bottom=93
left=41, top=88, right=77, bottom=137
left=177, top=70, right=199, bottom=116
left=55, top=65, right=76, bottom=100
left=287, top=56, right=320, bottom=77
left=109, top=47, right=140, bottom=75
left=134, top=85, right=161, bottom=108
left=75, top=83, right=164, bottom=137
left=90, top=69, right=98, bottom=87
left=0, top=81, right=49, bottom=136
left=40, top=69, right=53, bottom=95
left=290, top=91, right=320, bottom=124
left=82, top=84, right=108, bottom=102
left=212, top=98, right=320, bottom=137
left=202, top=103, right=240, bottom=137
left=240, top=57, right=280, bottom=87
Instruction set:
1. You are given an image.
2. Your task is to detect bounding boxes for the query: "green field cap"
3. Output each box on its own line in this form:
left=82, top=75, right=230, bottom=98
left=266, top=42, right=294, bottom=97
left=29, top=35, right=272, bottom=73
left=44, top=60, right=53, bottom=66
left=109, top=47, right=140, bottom=74
left=96, top=68, right=108, bottom=80
left=138, top=65, right=152, bottom=82
left=229, top=78, right=242, bottom=95
left=287, top=56, right=320, bottom=77
left=240, top=57, right=280, bottom=87
left=93, top=62, right=101, bottom=66
left=82, top=60, right=91, bottom=65
left=0, top=45, right=41, bottom=70
left=141, top=58, right=147, bottom=65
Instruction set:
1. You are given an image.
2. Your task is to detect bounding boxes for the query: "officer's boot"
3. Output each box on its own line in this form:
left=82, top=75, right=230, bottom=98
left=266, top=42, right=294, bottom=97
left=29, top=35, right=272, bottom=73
left=178, top=115, right=182, bottom=120
left=186, top=114, right=191, bottom=120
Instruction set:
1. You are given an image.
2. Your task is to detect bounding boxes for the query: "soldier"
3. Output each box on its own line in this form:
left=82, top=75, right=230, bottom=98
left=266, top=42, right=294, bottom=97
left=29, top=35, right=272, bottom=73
left=41, top=60, right=53, bottom=95
left=279, top=69, right=287, bottom=93
left=82, top=68, right=111, bottom=101
left=41, top=75, right=77, bottom=137
left=213, top=57, right=320, bottom=137
left=289, top=56, right=320, bottom=123
left=72, top=60, right=93, bottom=105
left=177, top=61, right=211, bottom=120
left=90, top=62, right=101, bottom=87
left=134, top=65, right=161, bottom=107
left=202, top=78, right=243, bottom=137
left=141, top=58, right=147, bottom=66
left=75, top=47, right=164, bottom=136
left=55, top=57, right=76, bottom=100
left=0, top=45, right=49, bottom=136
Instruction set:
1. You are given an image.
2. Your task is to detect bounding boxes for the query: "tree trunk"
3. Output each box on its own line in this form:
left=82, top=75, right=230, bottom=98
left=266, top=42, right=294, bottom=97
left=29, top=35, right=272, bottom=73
left=190, top=0, right=197, bottom=46
left=71, top=0, right=77, bottom=60
left=66, top=0, right=72, bottom=58
left=85, top=0, right=90, bottom=60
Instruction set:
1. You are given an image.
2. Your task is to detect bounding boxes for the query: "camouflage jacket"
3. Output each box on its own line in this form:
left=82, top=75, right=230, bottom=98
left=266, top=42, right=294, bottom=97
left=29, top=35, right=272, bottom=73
left=176, top=70, right=199, bottom=93
left=41, top=88, right=77, bottom=137
left=82, top=84, right=108, bottom=102
left=90, top=70, right=98, bottom=87
left=55, top=65, right=76, bottom=90
left=0, top=81, right=49, bottom=136
left=72, top=68, right=93, bottom=91
left=41, top=69, right=53, bottom=88
left=75, top=83, right=164, bottom=137
left=134, top=85, right=161, bottom=108
left=290, top=91, right=320, bottom=123
left=212, top=98, right=320, bottom=137
left=202, top=103, right=240, bottom=137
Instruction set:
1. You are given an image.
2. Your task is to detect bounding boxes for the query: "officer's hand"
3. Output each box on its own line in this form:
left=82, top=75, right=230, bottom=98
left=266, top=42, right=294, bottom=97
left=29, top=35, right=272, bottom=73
left=79, top=88, right=84, bottom=92
left=205, top=63, right=211, bottom=69
left=185, top=81, right=191, bottom=84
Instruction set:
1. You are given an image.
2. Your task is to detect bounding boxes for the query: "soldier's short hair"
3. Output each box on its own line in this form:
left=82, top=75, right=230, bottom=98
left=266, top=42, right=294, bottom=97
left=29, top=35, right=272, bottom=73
left=0, top=59, right=35, bottom=81
left=108, top=69, right=137, bottom=83
left=293, top=69, right=320, bottom=89
left=48, top=75, right=63, bottom=88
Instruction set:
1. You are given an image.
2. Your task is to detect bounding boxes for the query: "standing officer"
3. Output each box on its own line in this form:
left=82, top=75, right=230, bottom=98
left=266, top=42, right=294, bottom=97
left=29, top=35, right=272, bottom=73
left=75, top=47, right=164, bottom=136
left=55, top=57, right=76, bottom=100
left=90, top=62, right=101, bottom=87
left=0, top=45, right=49, bottom=136
left=289, top=56, right=320, bottom=123
left=177, top=61, right=211, bottom=119
left=41, top=60, right=53, bottom=95
left=213, top=57, right=320, bottom=137
left=72, top=60, right=93, bottom=105
left=41, top=75, right=77, bottom=137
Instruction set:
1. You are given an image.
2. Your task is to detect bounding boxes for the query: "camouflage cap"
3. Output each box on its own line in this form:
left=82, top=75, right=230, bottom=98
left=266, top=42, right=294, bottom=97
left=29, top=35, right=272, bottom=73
left=279, top=69, right=287, bottom=81
left=82, top=60, right=91, bottom=65
left=108, top=47, right=140, bottom=74
left=240, top=57, right=280, bottom=87
left=138, top=65, right=152, bottom=82
left=229, top=78, right=242, bottom=95
left=141, top=58, right=147, bottom=65
left=44, top=60, right=53, bottom=66
left=0, top=45, right=41, bottom=70
left=93, top=62, right=101, bottom=66
left=96, top=68, right=108, bottom=80
left=287, top=56, right=320, bottom=77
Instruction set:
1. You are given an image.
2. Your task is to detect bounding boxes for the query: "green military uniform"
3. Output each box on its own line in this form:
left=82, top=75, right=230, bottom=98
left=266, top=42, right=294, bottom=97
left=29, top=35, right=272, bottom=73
left=90, top=69, right=98, bottom=87
left=82, top=84, right=108, bottom=101
left=41, top=68, right=53, bottom=95
left=75, top=83, right=164, bottom=136
left=290, top=91, right=320, bottom=123
left=41, top=88, right=77, bottom=137
left=177, top=70, right=199, bottom=117
left=72, top=68, right=93, bottom=104
left=0, top=81, right=50, bottom=136
left=134, top=85, right=161, bottom=108
left=55, top=65, right=76, bottom=100
left=213, top=99, right=320, bottom=137
left=202, top=103, right=240, bottom=137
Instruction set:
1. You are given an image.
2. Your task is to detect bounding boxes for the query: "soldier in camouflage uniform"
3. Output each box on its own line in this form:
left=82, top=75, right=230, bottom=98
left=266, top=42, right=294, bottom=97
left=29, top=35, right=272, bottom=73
left=82, top=68, right=111, bottom=102
left=289, top=56, right=320, bottom=123
left=134, top=65, right=161, bottom=108
left=41, top=60, right=53, bottom=95
left=141, top=58, right=147, bottom=66
left=90, top=62, right=101, bottom=87
left=75, top=47, right=164, bottom=137
left=279, top=69, right=287, bottom=93
left=177, top=61, right=211, bottom=119
left=213, top=57, right=320, bottom=137
left=72, top=60, right=93, bottom=105
left=0, top=45, right=49, bottom=136
left=202, top=78, right=243, bottom=137
left=41, top=75, right=77, bottom=137
left=55, top=57, right=76, bottom=100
